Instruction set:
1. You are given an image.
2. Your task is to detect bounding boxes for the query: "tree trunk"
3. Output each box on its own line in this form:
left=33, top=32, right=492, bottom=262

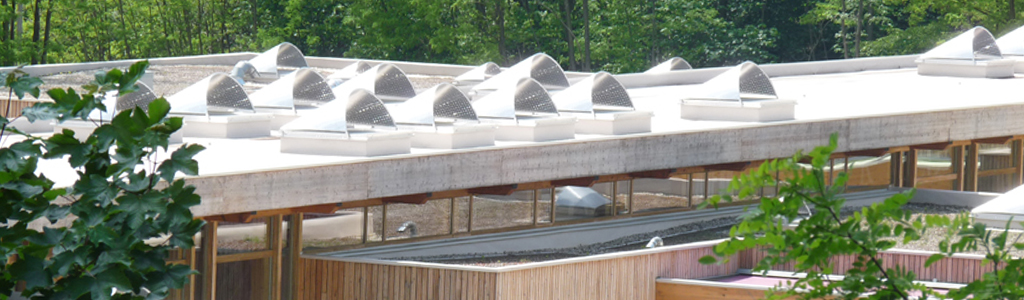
left=1, top=0, right=7, bottom=43
left=855, top=0, right=863, bottom=58
left=582, top=0, right=590, bottom=71
left=841, top=0, right=848, bottom=59
left=39, top=0, right=49, bottom=64
left=562, top=0, right=576, bottom=71
left=1011, top=0, right=1017, bottom=21
left=648, top=0, right=658, bottom=65
left=31, top=0, right=39, bottom=64
left=115, top=0, right=132, bottom=58
left=497, top=1, right=507, bottom=65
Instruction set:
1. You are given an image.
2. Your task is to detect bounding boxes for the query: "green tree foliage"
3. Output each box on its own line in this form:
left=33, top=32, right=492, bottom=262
left=0, top=61, right=204, bottom=299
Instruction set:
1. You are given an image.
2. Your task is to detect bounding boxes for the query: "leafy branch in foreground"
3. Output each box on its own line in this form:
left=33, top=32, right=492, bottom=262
left=0, top=61, right=205, bottom=300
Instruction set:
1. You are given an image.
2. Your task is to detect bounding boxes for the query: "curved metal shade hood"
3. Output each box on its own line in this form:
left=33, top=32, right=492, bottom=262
left=455, top=62, right=502, bottom=84
left=686, top=61, right=777, bottom=102
left=326, top=61, right=373, bottom=83
left=997, top=25, right=1024, bottom=56
left=472, top=53, right=569, bottom=91
left=249, top=68, right=335, bottom=109
left=281, top=89, right=395, bottom=134
left=391, top=83, right=477, bottom=126
left=167, top=73, right=256, bottom=115
left=552, top=71, right=633, bottom=113
left=249, top=42, right=308, bottom=77
left=332, top=63, right=416, bottom=101
left=90, top=82, right=159, bottom=120
left=644, top=57, right=693, bottom=73
left=921, top=26, right=1002, bottom=60
left=472, top=78, right=558, bottom=120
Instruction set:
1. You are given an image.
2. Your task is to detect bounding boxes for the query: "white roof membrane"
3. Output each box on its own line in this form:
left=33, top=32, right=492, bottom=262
left=167, top=73, right=255, bottom=115
left=997, top=25, right=1024, bottom=56
left=644, top=57, right=693, bottom=73
left=686, top=61, right=777, bottom=102
left=390, top=83, right=477, bottom=126
left=249, top=42, right=308, bottom=77
left=281, top=89, right=395, bottom=134
left=552, top=71, right=633, bottom=113
left=921, top=26, right=1002, bottom=60
left=472, top=78, right=559, bottom=120
left=249, top=69, right=335, bottom=109
left=332, top=63, right=416, bottom=101
left=455, top=62, right=502, bottom=84
left=472, top=53, right=570, bottom=91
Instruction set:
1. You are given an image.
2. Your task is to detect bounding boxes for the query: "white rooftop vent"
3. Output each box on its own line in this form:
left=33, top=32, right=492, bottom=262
left=688, top=61, right=776, bottom=102
left=472, top=78, right=559, bottom=120
left=917, top=26, right=1014, bottom=78
left=390, top=83, right=477, bottom=126
left=249, top=42, right=308, bottom=78
left=454, top=62, right=502, bottom=85
left=249, top=68, right=335, bottom=109
left=681, top=62, right=794, bottom=122
left=332, top=63, right=416, bottom=101
left=472, top=53, right=570, bottom=91
left=552, top=71, right=634, bottom=113
left=644, top=57, right=693, bottom=73
left=167, top=73, right=255, bottom=115
left=326, top=61, right=373, bottom=84
left=281, top=89, right=395, bottom=135
left=921, top=26, right=1002, bottom=60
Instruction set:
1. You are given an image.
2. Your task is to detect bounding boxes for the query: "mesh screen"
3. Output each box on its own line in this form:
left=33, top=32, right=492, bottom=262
left=974, top=30, right=1003, bottom=58
left=591, top=73, right=633, bottom=109
left=277, top=44, right=308, bottom=68
left=515, top=79, right=558, bottom=114
left=374, top=66, right=416, bottom=99
left=347, top=92, right=395, bottom=127
left=483, top=62, right=502, bottom=77
left=433, top=86, right=477, bottom=121
left=116, top=83, right=157, bottom=112
left=738, top=64, right=777, bottom=98
left=208, top=75, right=255, bottom=112
left=293, top=71, right=335, bottom=106
left=530, top=56, right=570, bottom=88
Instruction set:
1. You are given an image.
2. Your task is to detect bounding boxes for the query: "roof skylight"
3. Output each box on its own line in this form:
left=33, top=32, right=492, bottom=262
left=332, top=63, right=416, bottom=101
left=167, top=73, right=256, bottom=115
left=280, top=89, right=395, bottom=134
left=390, top=83, right=477, bottom=126
left=686, top=61, right=776, bottom=102
left=455, top=62, right=502, bottom=84
left=249, top=68, right=335, bottom=109
left=997, top=25, right=1024, bottom=56
left=644, top=57, right=693, bottom=73
left=472, top=78, right=559, bottom=120
left=249, top=42, right=308, bottom=78
left=552, top=72, right=634, bottom=113
left=472, top=53, right=569, bottom=91
left=921, top=26, right=1002, bottom=60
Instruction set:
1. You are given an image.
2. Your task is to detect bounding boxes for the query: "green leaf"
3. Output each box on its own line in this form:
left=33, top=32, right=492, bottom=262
left=156, top=144, right=206, bottom=182
left=147, top=97, right=171, bottom=126
left=924, top=254, right=946, bottom=267
left=698, top=255, right=718, bottom=264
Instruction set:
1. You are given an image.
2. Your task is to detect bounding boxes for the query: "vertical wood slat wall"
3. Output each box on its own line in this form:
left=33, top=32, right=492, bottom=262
left=741, top=247, right=994, bottom=284
left=296, top=246, right=736, bottom=300
left=0, top=99, right=43, bottom=118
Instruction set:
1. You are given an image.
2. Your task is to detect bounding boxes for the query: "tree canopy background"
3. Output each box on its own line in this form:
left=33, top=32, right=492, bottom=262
left=2, top=0, right=1022, bottom=72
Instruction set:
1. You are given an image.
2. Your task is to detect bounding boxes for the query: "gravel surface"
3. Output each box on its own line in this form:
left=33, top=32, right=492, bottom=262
left=397, top=204, right=985, bottom=267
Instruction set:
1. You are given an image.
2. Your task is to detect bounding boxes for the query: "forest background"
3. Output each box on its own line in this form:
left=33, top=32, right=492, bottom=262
left=0, top=0, right=1021, bottom=73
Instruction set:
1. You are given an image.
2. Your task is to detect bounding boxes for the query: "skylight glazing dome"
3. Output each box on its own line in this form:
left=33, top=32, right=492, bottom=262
left=390, top=83, right=477, bottom=126
left=326, top=61, right=373, bottom=84
left=249, top=68, right=335, bottom=109
left=472, top=78, right=559, bottom=120
left=472, top=53, right=570, bottom=91
left=997, top=25, right=1024, bottom=56
left=90, top=82, right=158, bottom=120
left=552, top=71, right=634, bottom=113
left=455, top=62, right=502, bottom=84
left=249, top=42, right=308, bottom=77
left=167, top=73, right=255, bottom=115
left=332, top=63, right=416, bottom=101
left=921, top=26, right=1002, bottom=60
left=280, top=89, right=395, bottom=134
left=686, top=61, right=776, bottom=102
left=644, top=57, right=693, bottom=73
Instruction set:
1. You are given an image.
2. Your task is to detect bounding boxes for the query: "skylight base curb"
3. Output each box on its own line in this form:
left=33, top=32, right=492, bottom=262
left=915, top=58, right=1015, bottom=78
left=1004, top=55, right=1024, bottom=73
left=256, top=107, right=316, bottom=131
left=570, top=110, right=653, bottom=135
left=181, top=113, right=273, bottom=139
left=489, top=116, right=577, bottom=142
left=280, top=131, right=412, bottom=156
left=6, top=118, right=53, bottom=134
left=680, top=99, right=795, bottom=122
left=406, top=123, right=497, bottom=149
left=55, top=120, right=183, bottom=143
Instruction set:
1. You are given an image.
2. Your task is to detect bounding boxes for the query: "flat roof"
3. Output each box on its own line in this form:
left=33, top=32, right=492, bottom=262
left=8, top=54, right=1024, bottom=216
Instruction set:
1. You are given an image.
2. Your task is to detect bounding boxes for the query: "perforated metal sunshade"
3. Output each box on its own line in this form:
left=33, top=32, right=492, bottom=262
left=552, top=71, right=633, bottom=113
left=472, top=53, right=569, bottom=91
left=332, top=63, right=416, bottom=101
left=391, top=83, right=477, bottom=125
left=686, top=61, right=777, bottom=103
left=167, top=73, right=255, bottom=115
left=250, top=69, right=335, bottom=109
left=455, top=62, right=502, bottom=85
left=644, top=57, right=693, bottom=73
left=280, top=89, right=395, bottom=134
left=473, top=78, right=558, bottom=120
left=997, top=25, right=1024, bottom=56
left=88, top=82, right=158, bottom=120
left=326, top=61, right=373, bottom=82
left=249, top=42, right=309, bottom=77
left=921, top=26, right=1003, bottom=60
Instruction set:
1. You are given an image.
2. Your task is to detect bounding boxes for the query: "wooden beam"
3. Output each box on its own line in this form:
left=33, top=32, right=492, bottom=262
left=706, top=162, right=750, bottom=172
left=216, top=250, right=275, bottom=263
left=202, top=203, right=340, bottom=223
left=916, top=173, right=959, bottom=184
left=891, top=151, right=904, bottom=187
left=978, top=167, right=1018, bottom=177
left=628, top=169, right=676, bottom=179
left=1014, top=140, right=1024, bottom=186
left=965, top=144, right=979, bottom=192
left=184, top=246, right=196, bottom=300
left=952, top=145, right=964, bottom=191
left=382, top=193, right=433, bottom=205
left=468, top=184, right=518, bottom=196
left=973, top=136, right=1015, bottom=145
left=551, top=176, right=599, bottom=187
left=287, top=213, right=303, bottom=300
left=903, top=150, right=917, bottom=188
left=200, top=221, right=218, bottom=300
left=910, top=141, right=969, bottom=151
left=268, top=215, right=283, bottom=300
left=840, top=148, right=889, bottom=158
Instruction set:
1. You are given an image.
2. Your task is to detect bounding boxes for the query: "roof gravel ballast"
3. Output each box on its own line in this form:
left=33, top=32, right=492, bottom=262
left=552, top=71, right=652, bottom=135
left=280, top=89, right=410, bottom=156
left=388, top=83, right=495, bottom=149
left=247, top=42, right=308, bottom=80
left=472, top=78, right=575, bottom=142
left=471, top=53, right=570, bottom=94
left=644, top=57, right=693, bottom=73
left=917, top=26, right=1014, bottom=78
left=166, top=73, right=272, bottom=138
left=995, top=25, right=1024, bottom=73
left=331, top=63, right=416, bottom=102
left=249, top=68, right=336, bottom=130
left=680, top=61, right=795, bottom=122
